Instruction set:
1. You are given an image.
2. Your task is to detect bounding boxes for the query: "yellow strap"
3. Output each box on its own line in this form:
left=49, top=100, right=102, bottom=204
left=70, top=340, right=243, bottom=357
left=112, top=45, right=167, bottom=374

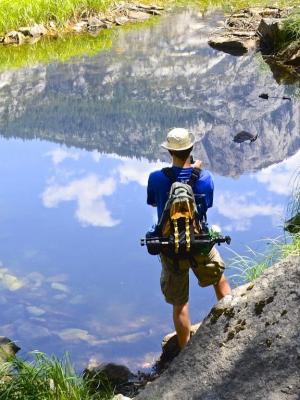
left=174, top=220, right=179, bottom=254
left=186, top=217, right=190, bottom=252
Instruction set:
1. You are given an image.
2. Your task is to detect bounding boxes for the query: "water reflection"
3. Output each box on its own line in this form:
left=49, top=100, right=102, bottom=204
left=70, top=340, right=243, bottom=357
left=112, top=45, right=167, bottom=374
left=0, top=136, right=298, bottom=369
left=0, top=8, right=299, bottom=177
left=0, top=6, right=299, bottom=370
left=42, top=175, right=120, bottom=227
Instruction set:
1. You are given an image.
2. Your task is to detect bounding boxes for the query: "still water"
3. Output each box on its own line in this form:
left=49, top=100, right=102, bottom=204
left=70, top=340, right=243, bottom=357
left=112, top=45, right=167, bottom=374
left=0, top=7, right=299, bottom=370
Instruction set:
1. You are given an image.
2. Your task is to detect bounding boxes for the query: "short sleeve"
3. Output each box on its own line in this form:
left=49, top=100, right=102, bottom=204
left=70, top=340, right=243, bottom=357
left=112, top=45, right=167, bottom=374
left=206, top=173, right=214, bottom=208
left=147, top=173, right=156, bottom=206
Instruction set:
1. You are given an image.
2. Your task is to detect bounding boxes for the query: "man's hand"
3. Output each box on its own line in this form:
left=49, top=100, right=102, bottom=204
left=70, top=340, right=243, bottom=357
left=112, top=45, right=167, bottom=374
left=191, top=160, right=203, bottom=169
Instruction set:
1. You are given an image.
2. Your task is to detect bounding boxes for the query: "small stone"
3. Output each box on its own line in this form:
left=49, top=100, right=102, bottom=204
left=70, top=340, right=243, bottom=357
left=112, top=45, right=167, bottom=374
left=112, top=395, right=132, bottom=400
left=115, top=16, right=129, bottom=26
left=87, top=16, right=107, bottom=29
left=18, top=24, right=47, bottom=38
left=72, top=21, right=88, bottom=33
left=127, top=11, right=151, bottom=21
left=4, top=31, right=25, bottom=45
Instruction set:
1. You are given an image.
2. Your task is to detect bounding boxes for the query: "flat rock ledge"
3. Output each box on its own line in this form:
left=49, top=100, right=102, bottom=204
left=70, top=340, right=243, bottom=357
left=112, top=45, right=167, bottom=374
left=0, top=3, right=164, bottom=46
left=135, top=256, right=300, bottom=400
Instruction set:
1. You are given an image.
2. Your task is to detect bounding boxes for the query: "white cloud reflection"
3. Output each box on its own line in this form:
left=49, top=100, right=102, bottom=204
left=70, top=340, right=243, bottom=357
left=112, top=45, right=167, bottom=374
left=254, top=149, right=300, bottom=195
left=56, top=327, right=150, bottom=346
left=0, top=267, right=24, bottom=291
left=215, top=192, right=282, bottom=232
left=42, top=175, right=120, bottom=227
left=117, top=158, right=166, bottom=186
left=46, top=148, right=80, bottom=165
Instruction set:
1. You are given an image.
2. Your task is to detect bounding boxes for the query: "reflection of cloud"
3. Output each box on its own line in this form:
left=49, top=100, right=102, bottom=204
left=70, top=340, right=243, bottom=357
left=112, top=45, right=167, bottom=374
left=117, top=157, right=166, bottom=187
left=51, top=282, right=70, bottom=293
left=91, top=150, right=102, bottom=163
left=46, top=148, right=80, bottom=165
left=57, top=328, right=150, bottom=346
left=42, top=175, right=120, bottom=227
left=57, top=328, right=98, bottom=344
left=0, top=268, right=24, bottom=291
left=26, top=306, right=46, bottom=316
left=254, top=149, right=300, bottom=195
left=215, top=192, right=282, bottom=232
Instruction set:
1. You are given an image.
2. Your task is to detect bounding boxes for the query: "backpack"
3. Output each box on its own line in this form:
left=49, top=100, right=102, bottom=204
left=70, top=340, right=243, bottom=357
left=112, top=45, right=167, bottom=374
left=155, top=167, right=206, bottom=259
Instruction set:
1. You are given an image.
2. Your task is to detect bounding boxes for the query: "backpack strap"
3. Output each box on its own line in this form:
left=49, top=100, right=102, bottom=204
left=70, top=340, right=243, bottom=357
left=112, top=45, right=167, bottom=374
left=162, top=167, right=177, bottom=183
left=188, top=167, right=201, bottom=187
left=162, top=167, right=201, bottom=187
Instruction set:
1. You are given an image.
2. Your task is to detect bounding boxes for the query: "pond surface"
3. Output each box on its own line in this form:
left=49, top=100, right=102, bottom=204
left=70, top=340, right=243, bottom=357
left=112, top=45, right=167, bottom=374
left=0, top=7, right=299, bottom=371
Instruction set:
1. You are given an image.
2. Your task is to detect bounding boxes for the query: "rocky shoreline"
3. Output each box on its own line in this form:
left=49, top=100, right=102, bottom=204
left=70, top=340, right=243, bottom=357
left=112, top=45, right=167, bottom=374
left=208, top=6, right=300, bottom=81
left=1, top=3, right=299, bottom=83
left=0, top=2, right=164, bottom=46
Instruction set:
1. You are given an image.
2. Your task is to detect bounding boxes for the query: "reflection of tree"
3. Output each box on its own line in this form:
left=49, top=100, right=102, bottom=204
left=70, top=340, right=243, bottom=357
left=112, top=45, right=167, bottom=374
left=0, top=9, right=299, bottom=176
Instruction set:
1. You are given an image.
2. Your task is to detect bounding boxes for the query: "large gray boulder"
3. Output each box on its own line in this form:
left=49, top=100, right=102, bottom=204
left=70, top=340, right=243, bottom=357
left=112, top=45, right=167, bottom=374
left=135, top=257, right=300, bottom=400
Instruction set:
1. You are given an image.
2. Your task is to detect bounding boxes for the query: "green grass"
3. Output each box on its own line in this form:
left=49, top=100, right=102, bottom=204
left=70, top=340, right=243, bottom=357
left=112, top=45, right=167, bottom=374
left=0, top=352, right=113, bottom=400
left=281, top=9, right=300, bottom=42
left=228, top=233, right=300, bottom=284
left=0, top=0, right=299, bottom=35
left=0, top=0, right=112, bottom=35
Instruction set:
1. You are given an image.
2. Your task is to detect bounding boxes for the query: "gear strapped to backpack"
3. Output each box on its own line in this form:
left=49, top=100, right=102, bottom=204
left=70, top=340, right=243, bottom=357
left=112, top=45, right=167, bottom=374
left=141, top=166, right=231, bottom=264
left=156, top=167, right=205, bottom=259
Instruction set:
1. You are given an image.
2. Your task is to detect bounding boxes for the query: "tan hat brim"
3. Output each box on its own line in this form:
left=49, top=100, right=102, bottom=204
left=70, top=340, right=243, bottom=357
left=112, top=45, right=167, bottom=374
left=160, top=132, right=195, bottom=151
left=161, top=141, right=195, bottom=151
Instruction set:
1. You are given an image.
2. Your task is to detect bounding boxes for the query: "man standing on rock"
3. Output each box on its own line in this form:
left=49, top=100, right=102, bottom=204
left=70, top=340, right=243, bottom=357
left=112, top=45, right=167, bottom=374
left=147, top=128, right=231, bottom=349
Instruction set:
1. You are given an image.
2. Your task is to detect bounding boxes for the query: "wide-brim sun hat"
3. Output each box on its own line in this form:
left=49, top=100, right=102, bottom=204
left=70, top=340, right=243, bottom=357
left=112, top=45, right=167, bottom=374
left=161, top=128, right=195, bottom=151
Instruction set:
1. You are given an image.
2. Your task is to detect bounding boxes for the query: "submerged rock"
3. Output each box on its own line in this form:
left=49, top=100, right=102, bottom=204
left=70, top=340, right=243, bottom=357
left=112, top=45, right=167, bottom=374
left=233, top=131, right=258, bottom=143
left=135, top=257, right=300, bottom=399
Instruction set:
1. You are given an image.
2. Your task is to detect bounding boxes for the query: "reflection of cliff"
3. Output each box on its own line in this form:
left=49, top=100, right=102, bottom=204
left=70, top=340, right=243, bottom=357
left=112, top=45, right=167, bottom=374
left=0, top=9, right=299, bottom=176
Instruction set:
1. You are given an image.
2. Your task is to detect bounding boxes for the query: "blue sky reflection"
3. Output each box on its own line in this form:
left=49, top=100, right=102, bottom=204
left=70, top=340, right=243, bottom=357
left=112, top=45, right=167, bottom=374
left=0, top=137, right=298, bottom=370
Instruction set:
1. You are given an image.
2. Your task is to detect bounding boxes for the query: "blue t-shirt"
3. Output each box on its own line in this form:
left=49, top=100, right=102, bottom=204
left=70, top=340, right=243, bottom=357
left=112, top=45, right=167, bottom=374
left=147, top=166, right=214, bottom=221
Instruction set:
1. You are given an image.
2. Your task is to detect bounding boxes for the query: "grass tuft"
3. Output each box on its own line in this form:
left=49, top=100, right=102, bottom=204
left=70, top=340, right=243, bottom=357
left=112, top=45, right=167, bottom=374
left=228, top=234, right=300, bottom=284
left=281, top=9, right=300, bottom=42
left=0, top=352, right=113, bottom=400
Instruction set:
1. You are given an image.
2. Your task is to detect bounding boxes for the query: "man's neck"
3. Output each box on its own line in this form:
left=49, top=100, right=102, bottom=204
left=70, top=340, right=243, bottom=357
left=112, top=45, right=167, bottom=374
left=172, top=157, right=191, bottom=168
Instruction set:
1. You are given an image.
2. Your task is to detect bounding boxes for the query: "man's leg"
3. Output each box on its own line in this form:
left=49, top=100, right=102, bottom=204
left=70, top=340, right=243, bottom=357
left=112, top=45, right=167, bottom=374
left=173, top=302, right=191, bottom=349
left=214, top=273, right=231, bottom=300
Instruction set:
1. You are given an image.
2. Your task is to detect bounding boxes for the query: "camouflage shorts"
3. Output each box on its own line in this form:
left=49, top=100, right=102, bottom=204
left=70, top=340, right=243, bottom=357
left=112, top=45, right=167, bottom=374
left=160, top=247, right=225, bottom=305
